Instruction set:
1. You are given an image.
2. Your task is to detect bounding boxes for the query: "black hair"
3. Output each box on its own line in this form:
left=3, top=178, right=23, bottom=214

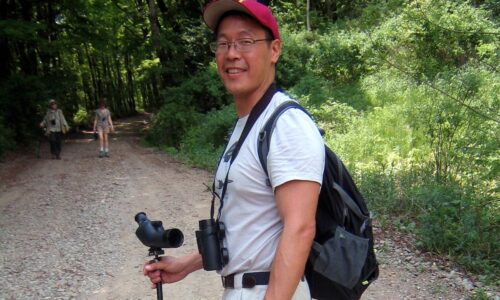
left=214, top=10, right=274, bottom=40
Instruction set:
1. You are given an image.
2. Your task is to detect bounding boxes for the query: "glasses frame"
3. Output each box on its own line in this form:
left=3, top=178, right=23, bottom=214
left=210, top=38, right=272, bottom=54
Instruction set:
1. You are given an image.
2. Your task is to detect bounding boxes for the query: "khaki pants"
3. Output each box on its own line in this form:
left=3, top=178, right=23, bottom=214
left=222, top=276, right=310, bottom=300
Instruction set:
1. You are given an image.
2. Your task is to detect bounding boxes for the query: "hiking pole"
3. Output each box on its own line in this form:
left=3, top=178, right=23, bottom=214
left=134, top=212, right=184, bottom=300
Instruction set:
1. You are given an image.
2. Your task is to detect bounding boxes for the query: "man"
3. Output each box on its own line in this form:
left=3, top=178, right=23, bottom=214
left=144, top=1, right=324, bottom=299
left=39, top=99, right=69, bottom=160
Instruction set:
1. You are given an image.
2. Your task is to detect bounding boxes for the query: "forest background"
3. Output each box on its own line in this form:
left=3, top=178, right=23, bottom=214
left=0, top=0, right=498, bottom=290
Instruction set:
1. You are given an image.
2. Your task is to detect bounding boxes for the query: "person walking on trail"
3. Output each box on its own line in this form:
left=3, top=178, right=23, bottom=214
left=93, top=101, right=114, bottom=158
left=39, top=99, right=69, bottom=160
left=144, top=1, right=325, bottom=299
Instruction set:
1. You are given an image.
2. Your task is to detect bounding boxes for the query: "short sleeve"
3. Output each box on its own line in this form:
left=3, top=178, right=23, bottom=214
left=267, top=109, right=325, bottom=189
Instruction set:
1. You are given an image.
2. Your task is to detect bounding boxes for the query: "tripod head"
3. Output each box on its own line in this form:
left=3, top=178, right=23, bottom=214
left=135, top=212, right=184, bottom=249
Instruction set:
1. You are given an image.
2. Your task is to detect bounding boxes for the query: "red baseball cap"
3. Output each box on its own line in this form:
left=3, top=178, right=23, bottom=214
left=203, top=0, right=280, bottom=40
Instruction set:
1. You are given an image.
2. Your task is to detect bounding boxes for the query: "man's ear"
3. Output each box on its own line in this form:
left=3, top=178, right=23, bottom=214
left=271, top=39, right=281, bottom=64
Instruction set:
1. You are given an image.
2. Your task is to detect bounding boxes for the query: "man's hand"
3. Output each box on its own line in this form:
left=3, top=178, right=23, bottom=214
left=143, top=252, right=203, bottom=289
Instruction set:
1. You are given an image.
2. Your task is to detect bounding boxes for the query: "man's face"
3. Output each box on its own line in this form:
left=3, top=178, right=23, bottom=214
left=215, top=15, right=281, bottom=99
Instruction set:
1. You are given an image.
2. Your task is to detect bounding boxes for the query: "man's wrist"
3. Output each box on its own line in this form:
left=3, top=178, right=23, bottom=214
left=183, top=251, right=203, bottom=274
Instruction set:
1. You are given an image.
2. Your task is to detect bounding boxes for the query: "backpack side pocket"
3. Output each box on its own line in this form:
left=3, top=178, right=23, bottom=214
left=313, top=226, right=369, bottom=289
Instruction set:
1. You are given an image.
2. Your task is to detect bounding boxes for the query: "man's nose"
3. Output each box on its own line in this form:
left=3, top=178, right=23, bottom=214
left=226, top=43, right=241, bottom=59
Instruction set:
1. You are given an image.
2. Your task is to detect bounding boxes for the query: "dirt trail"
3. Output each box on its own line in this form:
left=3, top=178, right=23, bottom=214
left=0, top=115, right=474, bottom=300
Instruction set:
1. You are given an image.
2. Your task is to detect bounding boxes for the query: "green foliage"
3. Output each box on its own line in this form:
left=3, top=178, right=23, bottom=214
left=331, top=104, right=420, bottom=172
left=273, top=1, right=307, bottom=30
left=73, top=106, right=92, bottom=128
left=178, top=104, right=236, bottom=169
left=411, top=183, right=499, bottom=280
left=371, top=0, right=499, bottom=80
left=276, top=27, right=317, bottom=89
left=468, top=289, right=491, bottom=300
left=0, top=116, right=14, bottom=158
left=287, top=74, right=332, bottom=106
left=146, top=101, right=202, bottom=147
left=0, top=75, right=50, bottom=144
left=146, top=64, right=229, bottom=147
left=163, top=62, right=229, bottom=112
left=306, top=101, right=361, bottom=135
left=405, top=66, right=500, bottom=185
left=313, top=29, right=366, bottom=84
left=0, top=19, right=44, bottom=41
left=277, top=27, right=368, bottom=92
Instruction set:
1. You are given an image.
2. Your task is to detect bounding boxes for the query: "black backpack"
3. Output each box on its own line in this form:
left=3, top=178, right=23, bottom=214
left=258, top=101, right=379, bottom=300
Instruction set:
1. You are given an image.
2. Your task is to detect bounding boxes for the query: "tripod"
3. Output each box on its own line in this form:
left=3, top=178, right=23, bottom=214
left=149, top=247, right=165, bottom=300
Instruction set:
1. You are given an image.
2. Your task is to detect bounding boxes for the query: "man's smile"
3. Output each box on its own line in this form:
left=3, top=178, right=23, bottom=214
left=226, top=67, right=246, bottom=74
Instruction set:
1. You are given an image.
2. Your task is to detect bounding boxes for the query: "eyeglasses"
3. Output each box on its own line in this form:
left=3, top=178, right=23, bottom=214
left=210, top=38, right=271, bottom=53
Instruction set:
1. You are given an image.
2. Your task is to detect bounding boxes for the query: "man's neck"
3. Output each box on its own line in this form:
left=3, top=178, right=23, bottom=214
left=233, top=81, right=275, bottom=118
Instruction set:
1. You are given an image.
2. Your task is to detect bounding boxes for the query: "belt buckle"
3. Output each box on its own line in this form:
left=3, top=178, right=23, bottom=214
left=242, top=274, right=257, bottom=288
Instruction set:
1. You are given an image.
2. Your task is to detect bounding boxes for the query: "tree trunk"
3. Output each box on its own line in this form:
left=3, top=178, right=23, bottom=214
left=306, top=0, right=311, bottom=31
left=146, top=0, right=167, bottom=69
left=150, top=75, right=161, bottom=109
left=85, top=44, right=99, bottom=107
left=124, top=53, right=137, bottom=114
left=77, top=49, right=94, bottom=111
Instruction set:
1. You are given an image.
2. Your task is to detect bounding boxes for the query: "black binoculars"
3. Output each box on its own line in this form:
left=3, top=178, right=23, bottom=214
left=134, top=212, right=184, bottom=249
left=196, top=219, right=229, bottom=271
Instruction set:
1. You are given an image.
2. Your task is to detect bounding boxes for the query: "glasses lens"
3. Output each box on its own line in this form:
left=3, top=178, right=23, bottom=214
left=236, top=39, right=253, bottom=52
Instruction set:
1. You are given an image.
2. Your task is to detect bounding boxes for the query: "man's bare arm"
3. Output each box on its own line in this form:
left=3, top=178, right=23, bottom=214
left=265, top=180, right=320, bottom=300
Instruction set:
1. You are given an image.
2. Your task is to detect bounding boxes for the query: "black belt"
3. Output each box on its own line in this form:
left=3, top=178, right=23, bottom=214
left=222, top=272, right=270, bottom=289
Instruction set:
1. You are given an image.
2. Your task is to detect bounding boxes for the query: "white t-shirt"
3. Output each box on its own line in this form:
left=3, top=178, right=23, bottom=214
left=214, top=91, right=325, bottom=276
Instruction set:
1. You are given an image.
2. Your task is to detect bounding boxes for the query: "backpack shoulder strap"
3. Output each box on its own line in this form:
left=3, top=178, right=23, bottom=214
left=257, top=101, right=311, bottom=182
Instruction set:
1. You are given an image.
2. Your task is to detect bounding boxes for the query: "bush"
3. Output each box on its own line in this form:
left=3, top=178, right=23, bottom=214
left=0, top=116, right=14, bottom=158
left=161, top=62, right=229, bottom=113
left=179, top=104, right=236, bottom=169
left=287, top=74, right=332, bottom=106
left=146, top=101, right=202, bottom=147
left=73, top=106, right=93, bottom=129
left=0, top=74, right=49, bottom=145
left=330, top=103, right=420, bottom=172
left=146, top=63, right=229, bottom=148
left=411, top=183, right=500, bottom=281
left=313, top=30, right=366, bottom=85
left=277, top=27, right=318, bottom=89
left=306, top=100, right=361, bottom=135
